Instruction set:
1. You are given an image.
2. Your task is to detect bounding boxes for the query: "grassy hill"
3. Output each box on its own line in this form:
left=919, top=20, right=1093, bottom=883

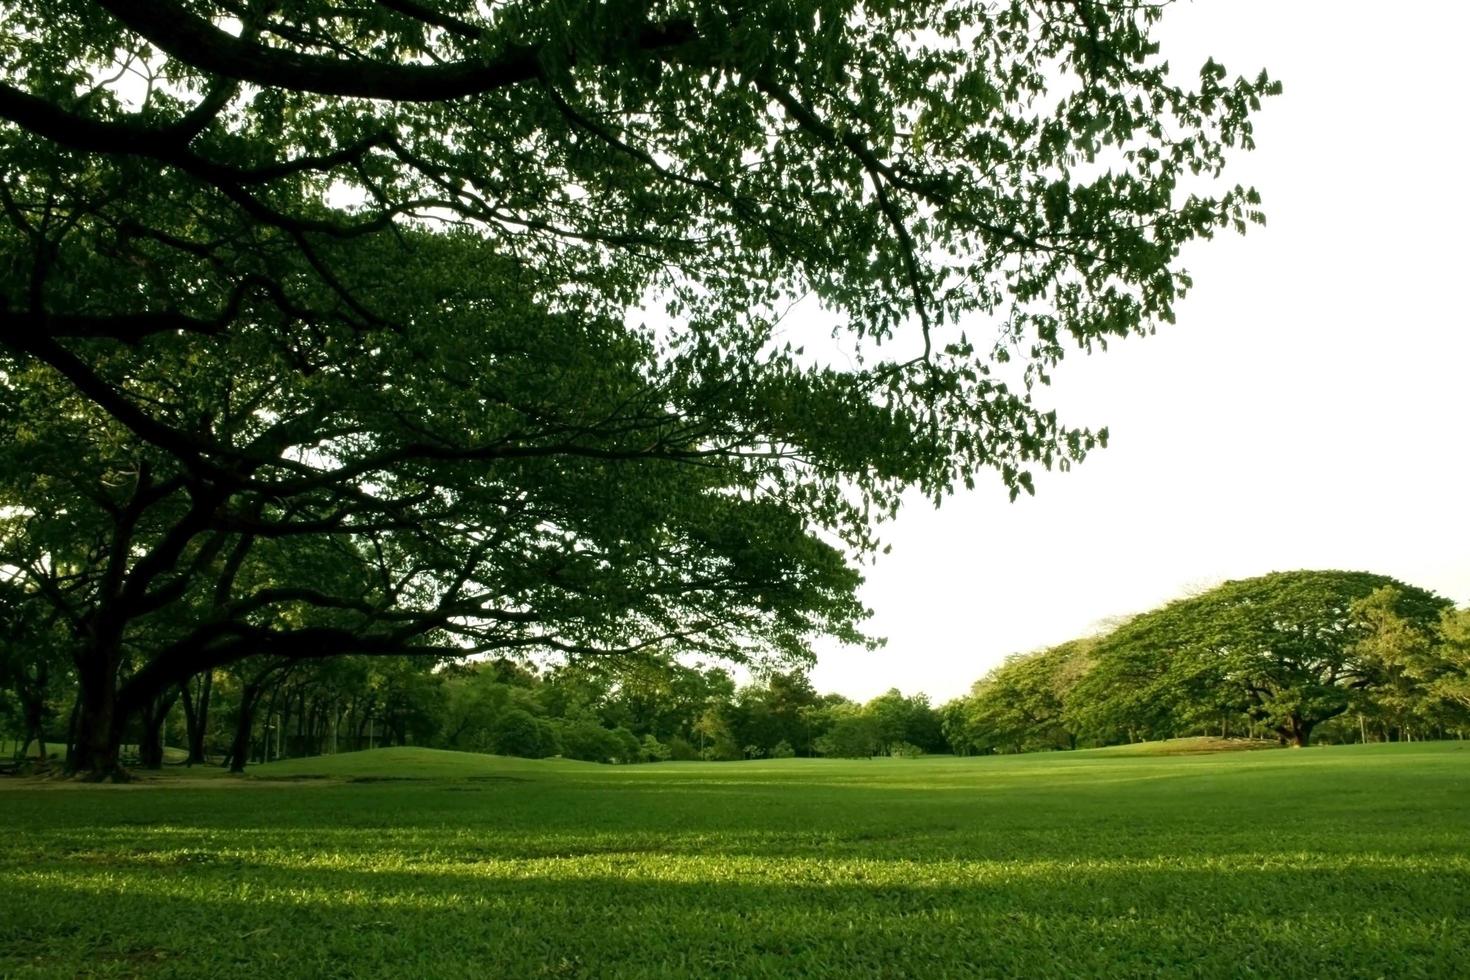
left=2, top=741, right=1467, bottom=977
left=237, top=735, right=1324, bottom=782
left=252, top=745, right=600, bottom=779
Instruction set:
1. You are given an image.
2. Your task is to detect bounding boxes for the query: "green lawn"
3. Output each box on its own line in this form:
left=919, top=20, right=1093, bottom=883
left=2, top=743, right=1467, bottom=978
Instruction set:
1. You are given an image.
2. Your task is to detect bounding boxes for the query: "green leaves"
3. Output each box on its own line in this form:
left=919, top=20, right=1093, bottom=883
left=0, top=1, right=1278, bottom=763
left=1073, top=571, right=1453, bottom=745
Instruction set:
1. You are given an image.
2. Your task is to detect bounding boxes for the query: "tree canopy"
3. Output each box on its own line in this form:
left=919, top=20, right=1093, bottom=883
left=0, top=0, right=1278, bottom=776
left=946, top=638, right=1093, bottom=753
left=950, top=571, right=1460, bottom=751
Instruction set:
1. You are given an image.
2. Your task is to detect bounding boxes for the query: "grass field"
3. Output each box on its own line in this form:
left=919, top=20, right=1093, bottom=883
left=2, top=742, right=1467, bottom=978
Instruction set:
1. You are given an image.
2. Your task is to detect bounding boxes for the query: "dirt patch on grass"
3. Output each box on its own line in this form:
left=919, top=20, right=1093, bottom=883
left=0, top=770, right=345, bottom=791
left=251, top=773, right=336, bottom=782
left=1142, top=737, right=1280, bottom=755
left=344, top=775, right=427, bottom=783
left=464, top=774, right=529, bottom=783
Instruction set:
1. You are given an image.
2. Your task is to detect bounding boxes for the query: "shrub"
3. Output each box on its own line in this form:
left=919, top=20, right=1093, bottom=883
left=701, top=736, right=743, bottom=761
left=554, top=719, right=621, bottom=763
left=640, top=735, right=672, bottom=762
left=609, top=727, right=642, bottom=764
left=485, top=709, right=560, bottom=759
left=665, top=736, right=700, bottom=761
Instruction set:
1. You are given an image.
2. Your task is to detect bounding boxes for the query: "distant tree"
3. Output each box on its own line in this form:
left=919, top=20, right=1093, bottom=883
left=814, top=705, right=879, bottom=759
left=639, top=734, right=672, bottom=763
left=0, top=576, right=69, bottom=762
left=725, top=671, right=823, bottom=757
left=608, top=727, right=643, bottom=764
left=486, top=709, right=560, bottom=759
left=900, top=693, right=948, bottom=755
left=954, top=639, right=1093, bottom=754
left=939, top=698, right=978, bottom=756
left=863, top=688, right=945, bottom=755
left=1432, top=608, right=1470, bottom=719
left=553, top=718, right=621, bottom=764
left=864, top=689, right=909, bottom=754
left=693, top=705, right=741, bottom=760
left=177, top=669, right=216, bottom=766
left=534, top=667, right=611, bottom=726
left=1344, top=592, right=1470, bottom=741
left=439, top=665, right=548, bottom=752
left=664, top=736, right=700, bottom=762
left=1349, top=587, right=1443, bottom=741
left=798, top=694, right=854, bottom=756
left=1074, top=571, right=1451, bottom=747
left=599, top=657, right=720, bottom=743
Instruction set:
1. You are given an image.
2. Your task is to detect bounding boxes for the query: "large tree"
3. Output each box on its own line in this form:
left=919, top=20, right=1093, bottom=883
left=0, top=268, right=873, bottom=775
left=1072, top=571, right=1451, bottom=747
left=0, top=0, right=1276, bottom=776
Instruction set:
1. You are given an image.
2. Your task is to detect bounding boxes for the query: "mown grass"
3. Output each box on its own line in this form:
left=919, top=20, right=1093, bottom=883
left=2, top=742, right=1467, bottom=978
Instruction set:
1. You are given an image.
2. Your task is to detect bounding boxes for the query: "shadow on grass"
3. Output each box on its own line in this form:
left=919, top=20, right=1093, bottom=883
left=3, top=854, right=1466, bottom=979
left=4, top=748, right=1467, bottom=976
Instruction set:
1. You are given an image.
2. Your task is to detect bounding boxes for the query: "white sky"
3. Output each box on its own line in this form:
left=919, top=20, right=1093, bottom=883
left=808, top=0, right=1470, bottom=704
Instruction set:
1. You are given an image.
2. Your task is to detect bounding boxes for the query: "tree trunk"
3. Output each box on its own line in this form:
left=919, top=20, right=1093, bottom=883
left=63, top=696, right=81, bottom=771
left=1276, top=716, right=1314, bottom=748
left=228, top=684, right=270, bottom=774
left=280, top=694, right=294, bottom=760
left=21, top=697, right=47, bottom=763
left=179, top=681, right=197, bottom=758
left=225, top=664, right=290, bottom=774
left=256, top=683, right=284, bottom=765
left=71, top=654, right=127, bottom=781
left=294, top=692, right=307, bottom=757
left=14, top=655, right=51, bottom=763
left=181, top=670, right=213, bottom=765
left=138, top=711, right=165, bottom=769
left=227, top=696, right=255, bottom=774
left=137, top=688, right=181, bottom=770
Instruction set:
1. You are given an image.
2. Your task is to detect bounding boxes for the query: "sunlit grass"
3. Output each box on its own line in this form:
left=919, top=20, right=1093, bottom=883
left=2, top=742, right=1467, bottom=977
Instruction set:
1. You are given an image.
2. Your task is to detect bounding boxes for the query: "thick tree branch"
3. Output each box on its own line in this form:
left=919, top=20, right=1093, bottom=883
left=94, top=0, right=696, bottom=102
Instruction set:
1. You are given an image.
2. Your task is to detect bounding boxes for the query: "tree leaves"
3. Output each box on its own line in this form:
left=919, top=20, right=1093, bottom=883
left=1072, top=571, right=1454, bottom=745
left=0, top=1, right=1279, bottom=769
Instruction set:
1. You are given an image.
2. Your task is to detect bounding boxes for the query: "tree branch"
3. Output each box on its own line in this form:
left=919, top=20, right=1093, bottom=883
left=94, top=0, right=696, bottom=102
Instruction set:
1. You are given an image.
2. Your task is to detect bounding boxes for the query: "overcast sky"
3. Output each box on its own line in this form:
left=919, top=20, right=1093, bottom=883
left=807, top=0, right=1470, bottom=704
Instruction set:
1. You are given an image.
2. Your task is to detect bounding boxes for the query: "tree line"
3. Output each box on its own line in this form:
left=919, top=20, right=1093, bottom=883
left=0, top=643, right=948, bottom=769
left=942, top=570, right=1470, bottom=753
left=12, top=567, right=1464, bottom=769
